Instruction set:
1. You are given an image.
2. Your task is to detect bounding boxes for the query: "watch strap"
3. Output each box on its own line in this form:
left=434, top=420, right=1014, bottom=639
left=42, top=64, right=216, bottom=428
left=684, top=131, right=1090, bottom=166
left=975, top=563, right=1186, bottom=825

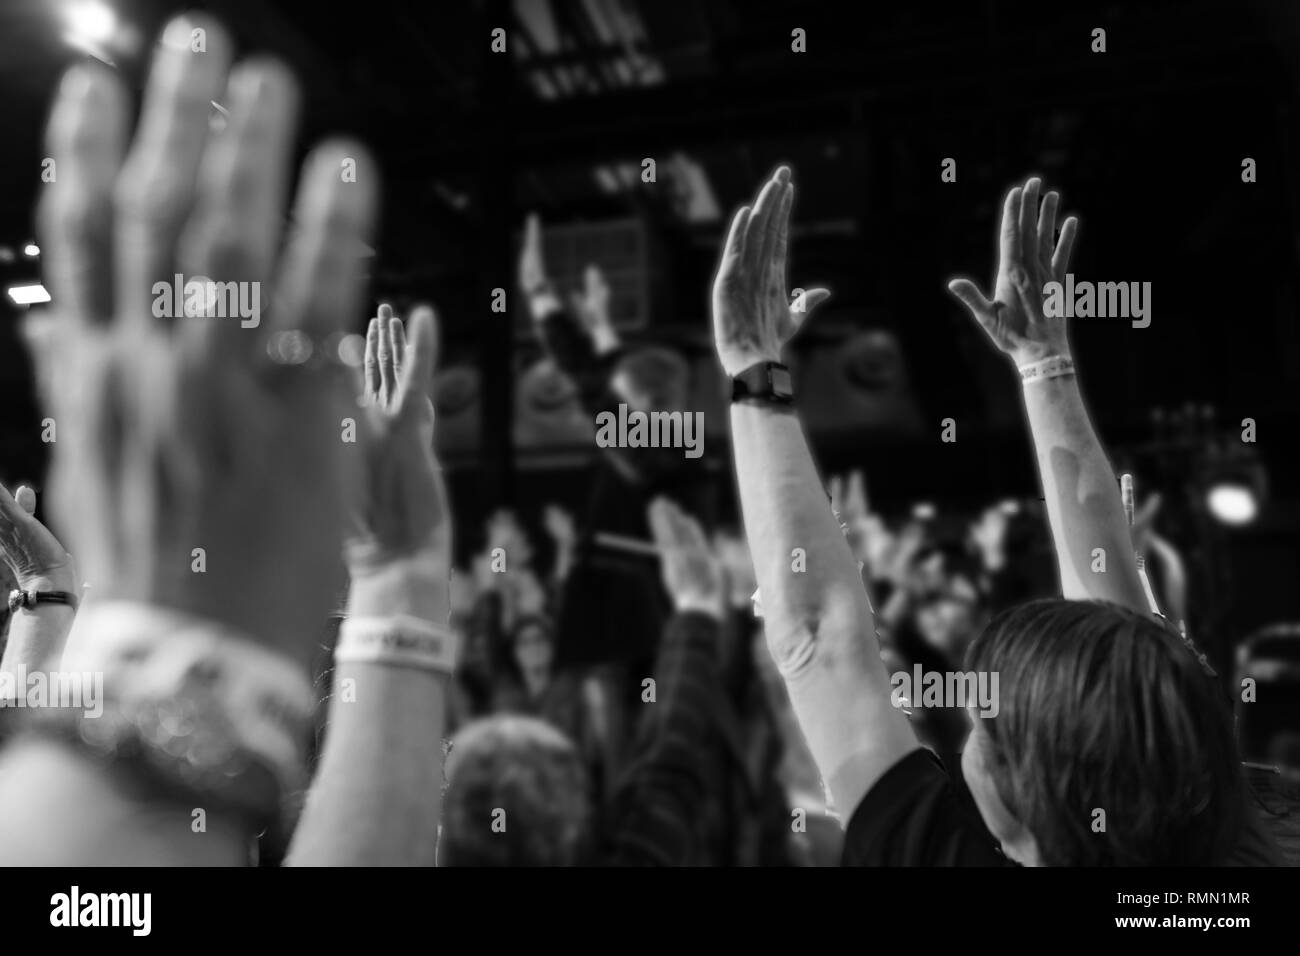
left=8, top=589, right=79, bottom=614
left=731, top=361, right=793, bottom=405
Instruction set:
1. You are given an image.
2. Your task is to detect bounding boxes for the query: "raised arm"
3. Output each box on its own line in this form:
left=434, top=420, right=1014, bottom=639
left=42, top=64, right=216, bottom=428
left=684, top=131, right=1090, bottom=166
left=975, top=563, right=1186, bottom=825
left=0, top=15, right=377, bottom=863
left=606, top=499, right=729, bottom=865
left=289, top=304, right=451, bottom=866
left=715, top=167, right=916, bottom=816
left=947, top=177, right=1146, bottom=611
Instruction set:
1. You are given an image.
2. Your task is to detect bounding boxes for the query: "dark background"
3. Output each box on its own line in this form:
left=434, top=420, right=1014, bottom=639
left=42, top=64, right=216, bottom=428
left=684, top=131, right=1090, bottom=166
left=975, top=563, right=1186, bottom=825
left=1, top=0, right=1297, bottom=647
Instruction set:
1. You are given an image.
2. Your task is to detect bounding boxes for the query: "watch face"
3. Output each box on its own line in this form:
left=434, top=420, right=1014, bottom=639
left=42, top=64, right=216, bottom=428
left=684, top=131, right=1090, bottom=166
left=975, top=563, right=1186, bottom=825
left=770, top=366, right=792, bottom=396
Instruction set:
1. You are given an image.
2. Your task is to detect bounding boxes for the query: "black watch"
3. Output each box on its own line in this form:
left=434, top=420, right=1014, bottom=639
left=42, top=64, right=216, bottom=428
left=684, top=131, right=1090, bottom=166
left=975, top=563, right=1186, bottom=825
left=731, top=361, right=793, bottom=405
left=8, top=588, right=79, bottom=614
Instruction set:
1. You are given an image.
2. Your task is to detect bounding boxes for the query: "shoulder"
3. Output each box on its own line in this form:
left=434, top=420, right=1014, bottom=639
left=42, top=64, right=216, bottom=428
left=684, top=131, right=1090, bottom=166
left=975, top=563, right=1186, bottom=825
left=842, top=747, right=1008, bottom=867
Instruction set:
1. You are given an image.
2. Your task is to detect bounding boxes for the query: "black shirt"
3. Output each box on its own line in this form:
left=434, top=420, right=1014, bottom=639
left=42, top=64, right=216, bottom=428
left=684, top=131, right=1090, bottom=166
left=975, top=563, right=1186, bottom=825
left=843, top=747, right=1283, bottom=866
left=843, top=748, right=1006, bottom=866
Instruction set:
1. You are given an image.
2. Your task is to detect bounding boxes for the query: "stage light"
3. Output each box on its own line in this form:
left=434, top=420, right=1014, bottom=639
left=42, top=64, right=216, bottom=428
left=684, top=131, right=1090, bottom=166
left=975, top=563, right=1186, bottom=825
left=7, top=284, right=52, bottom=305
left=23, top=243, right=40, bottom=257
left=1206, top=483, right=1258, bottom=526
left=337, top=333, right=365, bottom=368
left=65, top=1, right=117, bottom=46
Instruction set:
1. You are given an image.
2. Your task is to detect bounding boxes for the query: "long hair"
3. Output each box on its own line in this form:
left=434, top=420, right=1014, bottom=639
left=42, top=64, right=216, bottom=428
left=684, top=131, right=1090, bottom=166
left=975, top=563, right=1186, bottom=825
left=965, top=599, right=1244, bottom=865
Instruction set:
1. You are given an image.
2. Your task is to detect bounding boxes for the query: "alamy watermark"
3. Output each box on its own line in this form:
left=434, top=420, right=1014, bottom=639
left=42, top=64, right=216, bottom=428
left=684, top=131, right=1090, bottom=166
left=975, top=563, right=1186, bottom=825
left=151, top=273, right=261, bottom=327
left=1043, top=274, right=1151, bottom=329
left=594, top=403, right=704, bottom=459
left=0, top=667, right=103, bottom=718
left=890, top=665, right=999, bottom=718
left=50, top=886, right=151, bottom=936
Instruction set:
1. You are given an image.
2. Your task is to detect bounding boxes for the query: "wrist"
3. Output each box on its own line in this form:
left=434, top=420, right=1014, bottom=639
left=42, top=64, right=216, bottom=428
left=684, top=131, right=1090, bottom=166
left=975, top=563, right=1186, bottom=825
left=1011, top=344, right=1071, bottom=369
left=1017, top=353, right=1076, bottom=386
left=527, top=286, right=562, bottom=321
left=347, top=551, right=449, bottom=623
left=720, top=349, right=781, bottom=380
left=673, top=591, right=726, bottom=622
left=17, top=568, right=79, bottom=595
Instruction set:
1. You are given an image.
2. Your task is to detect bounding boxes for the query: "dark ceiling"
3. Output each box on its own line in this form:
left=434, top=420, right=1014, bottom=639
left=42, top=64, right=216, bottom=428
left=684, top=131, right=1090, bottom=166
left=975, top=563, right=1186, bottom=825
left=2, top=0, right=1300, bottom=498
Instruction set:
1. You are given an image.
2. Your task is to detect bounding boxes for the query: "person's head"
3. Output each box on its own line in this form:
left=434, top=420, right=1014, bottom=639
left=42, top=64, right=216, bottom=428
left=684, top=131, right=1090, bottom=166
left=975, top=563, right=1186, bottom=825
left=612, top=346, right=690, bottom=412
left=961, top=599, right=1245, bottom=866
left=909, top=547, right=989, bottom=662
left=439, top=715, right=589, bottom=866
left=512, top=615, right=554, bottom=677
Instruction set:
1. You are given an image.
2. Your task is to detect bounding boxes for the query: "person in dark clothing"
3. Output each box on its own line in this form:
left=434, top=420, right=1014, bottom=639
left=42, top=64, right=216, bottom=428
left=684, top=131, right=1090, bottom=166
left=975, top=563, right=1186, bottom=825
left=518, top=215, right=719, bottom=674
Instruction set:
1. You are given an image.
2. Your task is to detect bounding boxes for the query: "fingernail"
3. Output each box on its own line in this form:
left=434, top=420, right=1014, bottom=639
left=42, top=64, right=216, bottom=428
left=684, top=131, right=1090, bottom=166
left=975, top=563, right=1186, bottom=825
left=774, top=166, right=792, bottom=184
left=229, top=65, right=268, bottom=106
left=162, top=16, right=199, bottom=50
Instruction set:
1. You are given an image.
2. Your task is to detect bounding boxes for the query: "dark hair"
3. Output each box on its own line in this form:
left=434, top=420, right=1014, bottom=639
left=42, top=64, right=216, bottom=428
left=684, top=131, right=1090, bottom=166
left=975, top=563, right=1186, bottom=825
left=965, top=599, right=1245, bottom=866
left=440, top=716, right=589, bottom=866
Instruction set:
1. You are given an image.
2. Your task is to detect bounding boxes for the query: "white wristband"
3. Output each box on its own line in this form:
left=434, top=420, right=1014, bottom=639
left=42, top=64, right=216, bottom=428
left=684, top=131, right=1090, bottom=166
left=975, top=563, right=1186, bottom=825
left=335, top=615, right=459, bottom=674
left=1018, top=355, right=1075, bottom=385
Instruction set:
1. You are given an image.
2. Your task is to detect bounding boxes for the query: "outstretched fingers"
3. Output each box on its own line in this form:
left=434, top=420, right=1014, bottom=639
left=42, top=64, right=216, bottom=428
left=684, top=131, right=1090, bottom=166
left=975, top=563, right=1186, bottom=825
left=376, top=303, right=396, bottom=403
left=1051, top=216, right=1079, bottom=281
left=1037, top=190, right=1060, bottom=276
left=1018, top=177, right=1041, bottom=270
left=998, top=186, right=1023, bottom=275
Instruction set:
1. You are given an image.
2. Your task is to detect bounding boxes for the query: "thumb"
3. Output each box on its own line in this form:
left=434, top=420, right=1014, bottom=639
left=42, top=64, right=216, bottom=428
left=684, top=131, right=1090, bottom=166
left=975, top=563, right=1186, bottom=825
left=791, top=287, right=831, bottom=317
left=947, top=278, right=994, bottom=319
left=788, top=287, right=831, bottom=337
left=15, top=486, right=37, bottom=517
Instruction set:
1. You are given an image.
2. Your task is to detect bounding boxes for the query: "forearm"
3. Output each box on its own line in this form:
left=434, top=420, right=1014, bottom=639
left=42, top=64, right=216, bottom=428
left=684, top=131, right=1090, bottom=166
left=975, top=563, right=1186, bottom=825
left=288, top=556, right=449, bottom=866
left=608, top=610, right=723, bottom=865
left=1021, top=373, right=1146, bottom=609
left=731, top=402, right=914, bottom=814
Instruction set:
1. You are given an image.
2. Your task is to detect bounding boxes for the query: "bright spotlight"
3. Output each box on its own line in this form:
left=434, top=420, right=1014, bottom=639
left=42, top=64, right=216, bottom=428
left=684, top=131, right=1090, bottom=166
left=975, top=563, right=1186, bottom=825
left=7, top=284, right=52, bottom=306
left=1206, top=483, right=1258, bottom=526
left=23, top=243, right=40, bottom=257
left=66, top=1, right=117, bottom=45
left=337, top=333, right=366, bottom=368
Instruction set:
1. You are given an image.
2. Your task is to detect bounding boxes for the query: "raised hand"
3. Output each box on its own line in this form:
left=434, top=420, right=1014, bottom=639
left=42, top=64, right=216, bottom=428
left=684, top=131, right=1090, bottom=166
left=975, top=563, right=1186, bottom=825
left=711, top=166, right=830, bottom=377
left=648, top=498, right=724, bottom=620
left=35, top=16, right=378, bottom=664
left=346, top=304, right=446, bottom=572
left=970, top=501, right=1016, bottom=573
left=519, top=213, right=549, bottom=295
left=542, top=503, right=576, bottom=547
left=0, top=485, right=76, bottom=595
left=570, top=263, right=619, bottom=353
left=947, top=176, right=1079, bottom=366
